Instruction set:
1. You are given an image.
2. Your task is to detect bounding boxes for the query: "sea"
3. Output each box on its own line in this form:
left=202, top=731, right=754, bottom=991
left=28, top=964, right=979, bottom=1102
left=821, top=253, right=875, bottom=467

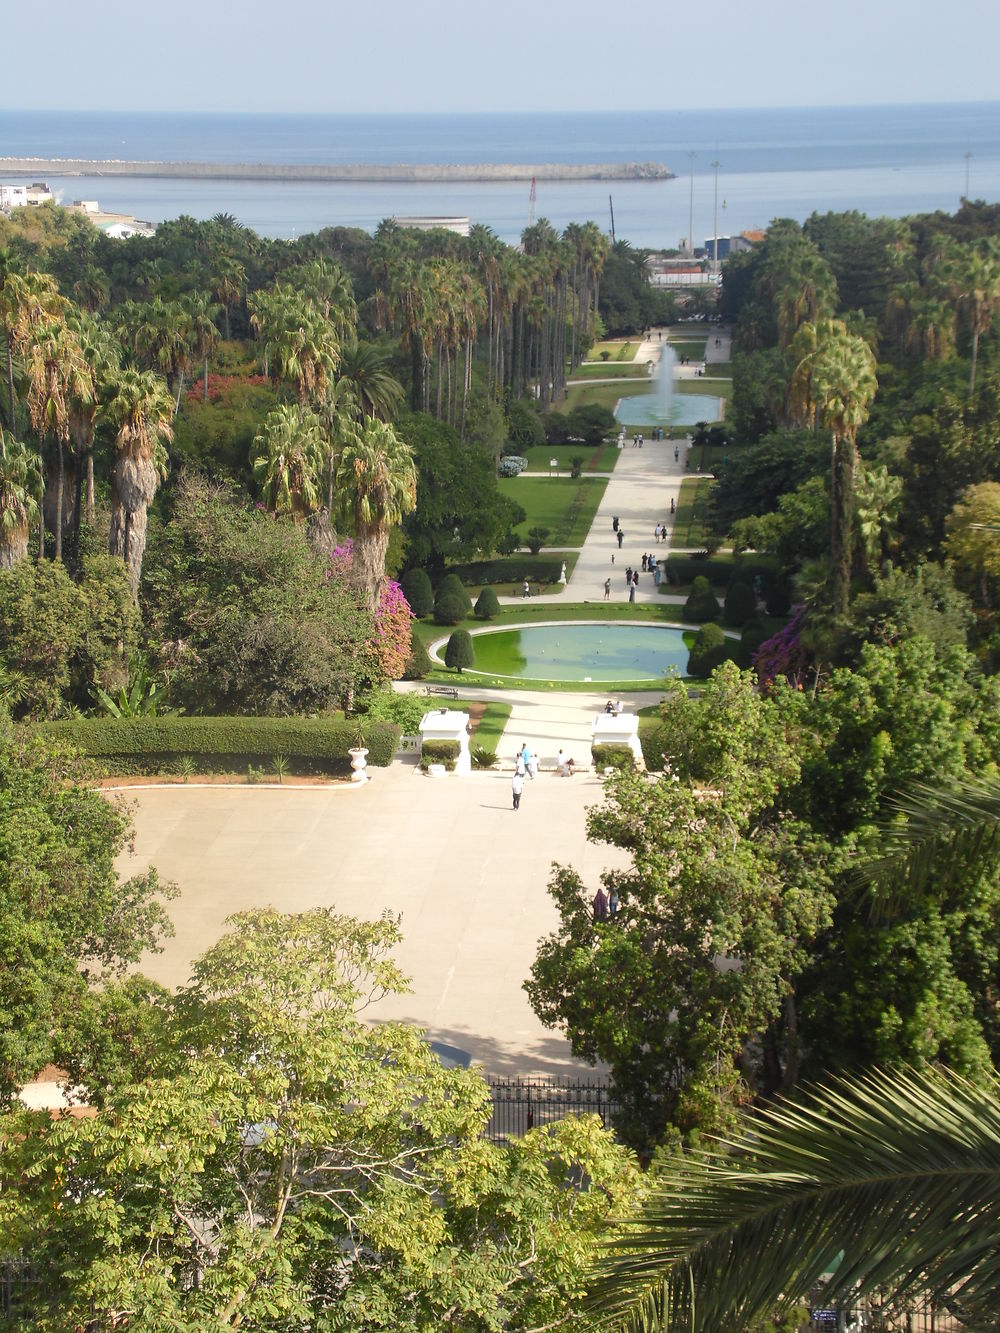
left=2, top=104, right=999, bottom=248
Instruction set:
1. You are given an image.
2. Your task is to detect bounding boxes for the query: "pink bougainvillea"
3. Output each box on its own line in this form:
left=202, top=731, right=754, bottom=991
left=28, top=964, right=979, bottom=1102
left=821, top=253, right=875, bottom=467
left=327, top=541, right=413, bottom=682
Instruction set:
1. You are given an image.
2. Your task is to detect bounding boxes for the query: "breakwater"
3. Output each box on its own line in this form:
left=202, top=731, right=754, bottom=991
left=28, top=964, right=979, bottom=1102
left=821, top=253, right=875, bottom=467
left=0, top=158, right=673, bottom=183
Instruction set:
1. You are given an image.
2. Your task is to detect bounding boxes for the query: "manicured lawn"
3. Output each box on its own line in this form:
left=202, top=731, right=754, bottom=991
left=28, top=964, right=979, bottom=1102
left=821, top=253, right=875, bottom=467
left=563, top=381, right=648, bottom=415
left=498, top=475, right=609, bottom=546
left=571, top=363, right=649, bottom=379
left=670, top=478, right=715, bottom=548
left=676, top=376, right=732, bottom=401
left=520, top=442, right=618, bottom=472
left=589, top=339, right=636, bottom=361
left=668, top=338, right=708, bottom=360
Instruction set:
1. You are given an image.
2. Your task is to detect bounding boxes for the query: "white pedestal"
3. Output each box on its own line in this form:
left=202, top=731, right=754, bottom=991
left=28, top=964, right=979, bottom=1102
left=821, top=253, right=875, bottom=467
left=418, top=709, right=472, bottom=775
left=591, top=712, right=644, bottom=767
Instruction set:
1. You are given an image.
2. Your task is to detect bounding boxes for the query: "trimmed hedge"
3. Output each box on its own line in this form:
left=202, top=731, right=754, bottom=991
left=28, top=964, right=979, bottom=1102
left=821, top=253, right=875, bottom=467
left=447, top=557, right=564, bottom=586
left=687, top=622, right=733, bottom=679
left=445, top=629, right=475, bottom=672
left=400, top=568, right=434, bottom=618
left=37, top=715, right=400, bottom=771
left=434, top=591, right=470, bottom=626
left=684, top=576, right=721, bottom=624
left=723, top=581, right=757, bottom=627
left=420, top=739, right=461, bottom=772
left=474, top=588, right=501, bottom=619
left=403, top=633, right=433, bottom=679
left=591, top=742, right=635, bottom=772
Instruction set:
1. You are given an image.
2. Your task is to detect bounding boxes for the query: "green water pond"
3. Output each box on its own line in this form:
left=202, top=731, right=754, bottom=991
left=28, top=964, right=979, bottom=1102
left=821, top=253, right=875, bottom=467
left=445, top=622, right=690, bottom=682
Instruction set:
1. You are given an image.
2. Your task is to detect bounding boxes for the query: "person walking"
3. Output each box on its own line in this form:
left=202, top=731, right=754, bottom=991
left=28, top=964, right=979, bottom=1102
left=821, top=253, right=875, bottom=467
left=512, top=769, right=524, bottom=811
left=670, top=496, right=675, bottom=515
left=608, top=887, right=620, bottom=920
left=593, top=887, right=609, bottom=922
left=654, top=522, right=661, bottom=544
left=625, top=565, right=632, bottom=586
left=674, top=445, right=679, bottom=462
left=604, top=577, right=611, bottom=600
left=612, top=515, right=619, bottom=532
left=628, top=580, right=636, bottom=603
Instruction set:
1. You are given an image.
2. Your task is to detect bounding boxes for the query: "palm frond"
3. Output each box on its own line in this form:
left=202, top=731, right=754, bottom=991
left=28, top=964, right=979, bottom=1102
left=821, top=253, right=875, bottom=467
left=589, top=1065, right=1000, bottom=1332
left=858, top=776, right=1000, bottom=917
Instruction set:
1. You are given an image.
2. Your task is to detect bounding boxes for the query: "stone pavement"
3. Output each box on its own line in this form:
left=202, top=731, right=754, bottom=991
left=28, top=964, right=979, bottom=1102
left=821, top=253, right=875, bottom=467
left=119, top=765, right=632, bottom=1079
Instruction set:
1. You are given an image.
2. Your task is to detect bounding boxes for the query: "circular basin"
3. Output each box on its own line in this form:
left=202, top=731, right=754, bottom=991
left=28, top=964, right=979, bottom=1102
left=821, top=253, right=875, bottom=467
left=434, top=621, right=690, bottom=682
left=615, top=393, right=722, bottom=426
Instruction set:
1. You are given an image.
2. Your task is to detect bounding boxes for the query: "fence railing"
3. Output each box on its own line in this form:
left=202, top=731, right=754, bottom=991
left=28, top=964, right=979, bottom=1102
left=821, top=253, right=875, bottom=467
left=486, top=1076, right=620, bottom=1142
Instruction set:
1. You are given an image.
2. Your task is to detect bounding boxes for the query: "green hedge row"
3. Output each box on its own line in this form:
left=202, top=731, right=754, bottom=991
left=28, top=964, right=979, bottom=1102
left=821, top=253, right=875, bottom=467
left=591, top=743, right=636, bottom=772
left=447, top=557, right=564, bottom=586
left=37, top=716, right=401, bottom=770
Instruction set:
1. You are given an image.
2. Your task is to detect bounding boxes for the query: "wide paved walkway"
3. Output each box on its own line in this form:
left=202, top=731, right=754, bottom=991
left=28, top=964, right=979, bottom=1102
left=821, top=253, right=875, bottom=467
left=119, top=765, right=630, bottom=1079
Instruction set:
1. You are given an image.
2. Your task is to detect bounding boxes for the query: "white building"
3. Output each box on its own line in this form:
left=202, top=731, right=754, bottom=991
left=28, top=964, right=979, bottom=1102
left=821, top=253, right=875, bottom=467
left=393, top=216, right=470, bottom=237
left=0, top=182, right=55, bottom=211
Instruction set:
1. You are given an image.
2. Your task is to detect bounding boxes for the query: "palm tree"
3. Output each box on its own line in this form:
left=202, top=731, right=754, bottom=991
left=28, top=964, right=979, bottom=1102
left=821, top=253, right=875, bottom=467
left=790, top=320, right=878, bottom=617
left=0, top=259, right=62, bottom=432
left=940, top=237, right=1000, bottom=396
left=252, top=404, right=327, bottom=524
left=106, top=368, right=174, bottom=596
left=0, top=425, right=40, bottom=567
left=590, top=1064, right=1000, bottom=1332
left=66, top=310, right=120, bottom=545
left=21, top=314, right=85, bottom=562
left=336, top=341, right=404, bottom=422
left=335, top=419, right=416, bottom=611
left=853, top=462, right=902, bottom=572
left=180, top=293, right=221, bottom=404
left=250, top=288, right=339, bottom=406
left=214, top=256, right=245, bottom=340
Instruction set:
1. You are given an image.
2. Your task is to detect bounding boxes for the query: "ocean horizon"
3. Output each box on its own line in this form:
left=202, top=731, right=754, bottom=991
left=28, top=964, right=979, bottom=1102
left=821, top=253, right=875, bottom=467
left=2, top=103, right=998, bottom=246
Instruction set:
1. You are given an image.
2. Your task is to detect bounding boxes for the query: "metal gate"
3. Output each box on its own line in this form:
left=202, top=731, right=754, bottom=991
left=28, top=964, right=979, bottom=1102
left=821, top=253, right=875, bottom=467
left=486, top=1076, right=620, bottom=1141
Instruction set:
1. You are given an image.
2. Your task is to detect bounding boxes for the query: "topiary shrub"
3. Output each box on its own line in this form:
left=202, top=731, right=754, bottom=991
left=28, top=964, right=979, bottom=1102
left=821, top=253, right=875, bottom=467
left=474, top=588, right=501, bottom=620
left=526, top=526, right=550, bottom=555
left=687, top=622, right=731, bottom=679
left=591, top=742, right=635, bottom=772
left=497, top=455, right=527, bottom=477
left=444, top=629, right=474, bottom=672
left=400, top=568, right=434, bottom=618
left=684, top=575, right=721, bottom=623
left=402, top=633, right=433, bottom=680
left=765, top=582, right=792, bottom=616
left=420, top=739, right=461, bottom=772
left=435, top=573, right=473, bottom=612
left=738, top=616, right=771, bottom=669
left=434, top=591, right=469, bottom=626
left=723, top=580, right=757, bottom=628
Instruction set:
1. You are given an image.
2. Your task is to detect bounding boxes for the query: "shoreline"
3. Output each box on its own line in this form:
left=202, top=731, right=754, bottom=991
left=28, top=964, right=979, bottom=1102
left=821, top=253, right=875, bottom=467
left=0, top=158, right=673, bottom=183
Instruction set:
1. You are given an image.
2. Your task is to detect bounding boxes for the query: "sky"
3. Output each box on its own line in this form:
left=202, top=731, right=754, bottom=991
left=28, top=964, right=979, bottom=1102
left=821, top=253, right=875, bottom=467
left=2, top=0, right=999, bottom=115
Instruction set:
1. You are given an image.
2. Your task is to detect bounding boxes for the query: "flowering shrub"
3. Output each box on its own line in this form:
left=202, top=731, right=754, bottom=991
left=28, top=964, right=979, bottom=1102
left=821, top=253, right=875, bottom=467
left=497, top=456, right=528, bottom=477
left=187, top=373, right=271, bottom=405
left=754, top=608, right=809, bottom=690
left=327, top=541, right=413, bottom=682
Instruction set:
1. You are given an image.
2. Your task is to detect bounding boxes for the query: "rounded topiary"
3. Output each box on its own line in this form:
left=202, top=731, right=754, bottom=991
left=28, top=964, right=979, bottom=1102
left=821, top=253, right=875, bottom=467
left=765, top=582, right=792, bottom=617
left=683, top=575, right=721, bottom=623
left=400, top=567, right=434, bottom=618
left=687, top=622, right=730, bottom=679
left=436, top=573, right=472, bottom=612
left=434, top=591, right=468, bottom=626
left=474, top=588, right=501, bottom=620
left=402, top=633, right=433, bottom=680
left=738, top=616, right=771, bottom=669
left=444, top=629, right=475, bottom=673
left=723, top=580, right=757, bottom=628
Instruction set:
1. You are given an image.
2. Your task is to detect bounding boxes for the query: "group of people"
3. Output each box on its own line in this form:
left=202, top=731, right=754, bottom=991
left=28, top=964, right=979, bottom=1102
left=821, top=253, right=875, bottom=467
left=604, top=699, right=624, bottom=715
left=592, top=885, right=620, bottom=922
left=512, top=742, right=576, bottom=806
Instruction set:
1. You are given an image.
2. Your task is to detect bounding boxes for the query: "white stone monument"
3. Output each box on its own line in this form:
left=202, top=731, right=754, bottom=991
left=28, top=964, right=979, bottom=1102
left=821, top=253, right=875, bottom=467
left=591, top=711, right=645, bottom=768
left=419, top=709, right=472, bottom=775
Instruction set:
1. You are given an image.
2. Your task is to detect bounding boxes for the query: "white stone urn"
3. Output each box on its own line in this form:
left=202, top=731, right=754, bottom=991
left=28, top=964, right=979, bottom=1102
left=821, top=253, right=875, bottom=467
left=348, top=746, right=369, bottom=782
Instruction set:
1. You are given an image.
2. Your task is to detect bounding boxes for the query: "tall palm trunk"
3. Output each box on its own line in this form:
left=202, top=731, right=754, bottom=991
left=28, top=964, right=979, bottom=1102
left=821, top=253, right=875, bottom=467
left=461, top=339, right=471, bottom=444
left=830, top=430, right=856, bottom=617
left=970, top=324, right=981, bottom=396
left=37, top=432, right=45, bottom=559
left=436, top=343, right=444, bottom=419
left=85, top=453, right=94, bottom=524
left=351, top=520, right=388, bottom=614
left=54, top=440, right=64, bottom=562
left=0, top=522, right=28, bottom=569
left=5, top=336, right=15, bottom=431
left=203, top=353, right=210, bottom=403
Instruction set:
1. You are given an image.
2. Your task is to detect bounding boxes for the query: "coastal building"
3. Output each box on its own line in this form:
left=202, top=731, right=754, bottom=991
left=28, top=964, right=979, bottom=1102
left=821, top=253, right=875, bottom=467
left=0, top=181, right=54, bottom=211
left=703, top=234, right=755, bottom=259
left=64, top=198, right=156, bottom=238
left=393, top=215, right=470, bottom=237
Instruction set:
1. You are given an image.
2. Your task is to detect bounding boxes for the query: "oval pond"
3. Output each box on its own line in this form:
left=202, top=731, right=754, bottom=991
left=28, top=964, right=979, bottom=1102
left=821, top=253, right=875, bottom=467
left=445, top=622, right=690, bottom=682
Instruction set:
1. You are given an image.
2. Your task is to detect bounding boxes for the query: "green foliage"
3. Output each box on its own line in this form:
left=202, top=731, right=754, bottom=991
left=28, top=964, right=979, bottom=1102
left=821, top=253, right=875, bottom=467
left=444, top=629, right=474, bottom=672
left=91, top=654, right=173, bottom=718
left=401, top=412, right=524, bottom=569
left=526, top=525, right=550, bottom=554
left=505, top=398, right=546, bottom=448
left=435, top=570, right=472, bottom=609
left=474, top=587, right=501, bottom=619
left=37, top=714, right=400, bottom=770
left=529, top=666, right=832, bottom=1148
left=0, top=909, right=643, bottom=1330
left=471, top=743, right=498, bottom=768
left=687, top=622, right=732, bottom=678
left=723, top=580, right=757, bottom=627
left=0, top=711, right=176, bottom=1103
left=447, top=555, right=565, bottom=586
left=142, top=474, right=376, bottom=714
left=738, top=616, right=773, bottom=668
left=420, top=738, right=461, bottom=770
left=359, top=688, right=428, bottom=734
left=0, top=552, right=139, bottom=719
left=399, top=566, right=434, bottom=617
left=683, top=575, right=722, bottom=623
left=433, top=590, right=469, bottom=625
left=402, top=631, right=433, bottom=680
left=591, top=742, right=636, bottom=772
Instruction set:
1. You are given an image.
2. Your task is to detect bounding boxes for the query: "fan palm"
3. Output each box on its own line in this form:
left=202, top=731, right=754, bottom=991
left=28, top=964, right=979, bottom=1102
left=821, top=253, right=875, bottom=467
left=335, top=419, right=416, bottom=611
left=252, top=403, right=327, bottom=524
left=591, top=1064, right=1000, bottom=1332
left=0, top=425, right=40, bottom=567
left=337, top=340, right=404, bottom=422
left=106, top=368, right=174, bottom=596
left=939, top=237, right=1000, bottom=396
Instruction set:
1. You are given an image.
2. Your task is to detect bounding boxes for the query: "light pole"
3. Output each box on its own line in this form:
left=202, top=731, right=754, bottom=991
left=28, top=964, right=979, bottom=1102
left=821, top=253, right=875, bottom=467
left=964, top=152, right=973, bottom=201
left=688, top=150, right=695, bottom=254
left=712, top=160, right=720, bottom=270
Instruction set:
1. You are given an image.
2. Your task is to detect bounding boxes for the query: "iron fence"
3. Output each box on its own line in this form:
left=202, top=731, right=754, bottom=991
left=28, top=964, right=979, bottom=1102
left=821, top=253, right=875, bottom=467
left=486, top=1076, right=620, bottom=1142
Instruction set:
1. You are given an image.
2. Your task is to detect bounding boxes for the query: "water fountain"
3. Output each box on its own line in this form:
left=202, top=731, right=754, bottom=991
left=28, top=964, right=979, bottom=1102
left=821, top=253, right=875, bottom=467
left=655, top=344, right=677, bottom=422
